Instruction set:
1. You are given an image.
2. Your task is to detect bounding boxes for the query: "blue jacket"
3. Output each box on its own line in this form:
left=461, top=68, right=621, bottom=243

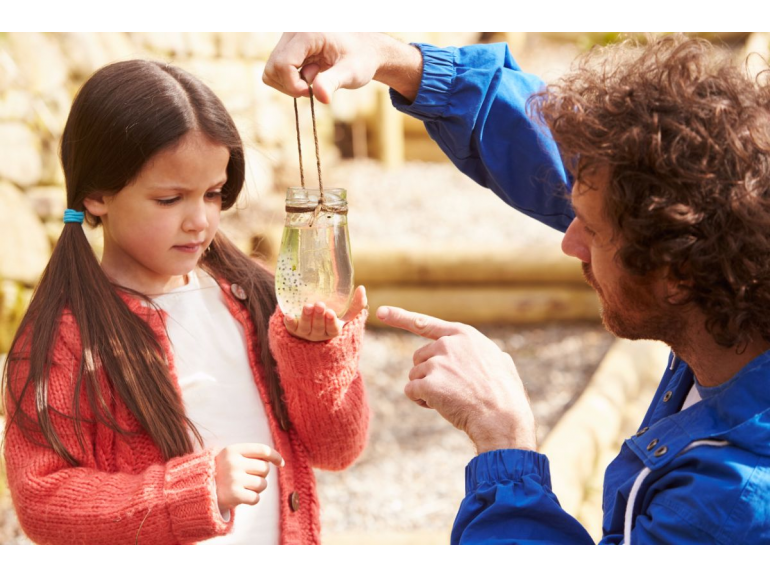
left=390, top=42, right=770, bottom=544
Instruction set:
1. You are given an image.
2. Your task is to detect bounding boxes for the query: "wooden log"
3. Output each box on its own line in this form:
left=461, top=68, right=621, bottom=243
left=540, top=338, right=670, bottom=540
left=256, top=229, right=585, bottom=287
left=352, top=243, right=586, bottom=286
left=365, top=285, right=600, bottom=326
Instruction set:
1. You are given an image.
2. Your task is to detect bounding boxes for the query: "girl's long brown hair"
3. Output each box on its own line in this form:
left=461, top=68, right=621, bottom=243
left=2, top=60, right=288, bottom=466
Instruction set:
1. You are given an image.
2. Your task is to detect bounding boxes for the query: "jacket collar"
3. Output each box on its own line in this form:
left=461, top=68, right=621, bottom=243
left=628, top=349, right=770, bottom=468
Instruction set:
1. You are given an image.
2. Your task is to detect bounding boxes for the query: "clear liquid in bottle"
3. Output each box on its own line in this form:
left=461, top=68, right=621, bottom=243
left=275, top=188, right=354, bottom=318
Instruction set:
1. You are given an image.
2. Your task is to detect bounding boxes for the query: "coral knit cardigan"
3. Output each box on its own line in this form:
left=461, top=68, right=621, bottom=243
left=3, top=280, right=369, bottom=544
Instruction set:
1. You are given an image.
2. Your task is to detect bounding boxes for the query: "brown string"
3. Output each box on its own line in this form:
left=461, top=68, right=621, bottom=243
left=293, top=98, right=305, bottom=188
left=293, top=77, right=330, bottom=226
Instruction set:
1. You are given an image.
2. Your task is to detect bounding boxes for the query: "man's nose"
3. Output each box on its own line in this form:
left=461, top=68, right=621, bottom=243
left=561, top=218, right=591, bottom=263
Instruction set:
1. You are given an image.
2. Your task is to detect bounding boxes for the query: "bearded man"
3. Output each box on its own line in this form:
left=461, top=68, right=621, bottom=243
left=264, top=33, right=770, bottom=544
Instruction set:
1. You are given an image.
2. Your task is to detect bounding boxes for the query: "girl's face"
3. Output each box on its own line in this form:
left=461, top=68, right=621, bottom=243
left=84, top=131, right=230, bottom=295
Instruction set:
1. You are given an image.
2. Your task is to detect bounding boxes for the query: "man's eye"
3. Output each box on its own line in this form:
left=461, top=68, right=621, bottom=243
left=156, top=197, right=180, bottom=206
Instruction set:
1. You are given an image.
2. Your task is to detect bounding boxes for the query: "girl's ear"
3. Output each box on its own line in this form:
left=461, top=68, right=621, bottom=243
left=83, top=193, right=108, bottom=217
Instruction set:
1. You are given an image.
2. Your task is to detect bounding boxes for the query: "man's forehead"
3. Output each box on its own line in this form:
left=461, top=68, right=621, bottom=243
left=571, top=167, right=612, bottom=227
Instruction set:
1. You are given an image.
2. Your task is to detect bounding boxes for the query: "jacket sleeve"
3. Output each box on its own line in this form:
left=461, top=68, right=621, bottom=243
left=2, top=321, right=232, bottom=545
left=391, top=42, right=574, bottom=233
left=452, top=449, right=594, bottom=544
left=459, top=446, right=762, bottom=545
left=267, top=308, right=369, bottom=471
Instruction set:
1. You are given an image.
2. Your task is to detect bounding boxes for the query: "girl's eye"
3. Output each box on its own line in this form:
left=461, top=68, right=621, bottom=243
left=155, top=191, right=222, bottom=205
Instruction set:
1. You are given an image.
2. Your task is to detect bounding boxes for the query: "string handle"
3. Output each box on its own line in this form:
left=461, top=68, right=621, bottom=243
left=293, top=78, right=324, bottom=200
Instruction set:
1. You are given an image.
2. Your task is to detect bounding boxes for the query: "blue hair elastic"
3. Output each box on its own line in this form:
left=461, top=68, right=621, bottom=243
left=63, top=209, right=85, bottom=224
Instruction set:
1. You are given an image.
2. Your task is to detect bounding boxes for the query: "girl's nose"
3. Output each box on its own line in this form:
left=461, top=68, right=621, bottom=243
left=183, top=202, right=208, bottom=232
left=561, top=218, right=591, bottom=263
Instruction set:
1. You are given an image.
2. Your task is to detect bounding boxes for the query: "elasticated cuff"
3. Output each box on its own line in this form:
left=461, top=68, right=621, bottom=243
left=465, top=449, right=552, bottom=495
left=389, top=43, right=457, bottom=121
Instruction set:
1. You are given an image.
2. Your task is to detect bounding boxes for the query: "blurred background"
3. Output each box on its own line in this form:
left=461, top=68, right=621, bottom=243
left=0, top=31, right=766, bottom=545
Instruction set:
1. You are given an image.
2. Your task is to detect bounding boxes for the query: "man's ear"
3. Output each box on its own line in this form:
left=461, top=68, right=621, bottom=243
left=82, top=193, right=108, bottom=218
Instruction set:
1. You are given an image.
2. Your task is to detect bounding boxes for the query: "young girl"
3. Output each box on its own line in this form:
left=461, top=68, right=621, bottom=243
left=1, top=59, right=369, bottom=545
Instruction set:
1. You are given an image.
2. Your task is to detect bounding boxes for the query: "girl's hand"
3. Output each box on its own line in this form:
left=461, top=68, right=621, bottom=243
left=214, top=443, right=285, bottom=516
left=284, top=285, right=367, bottom=342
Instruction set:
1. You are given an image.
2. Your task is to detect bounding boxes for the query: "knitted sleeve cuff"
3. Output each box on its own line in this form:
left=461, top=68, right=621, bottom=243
left=268, top=306, right=367, bottom=380
left=163, top=448, right=232, bottom=544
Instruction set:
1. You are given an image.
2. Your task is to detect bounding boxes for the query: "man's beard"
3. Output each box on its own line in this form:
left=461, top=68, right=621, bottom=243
left=582, top=262, right=684, bottom=345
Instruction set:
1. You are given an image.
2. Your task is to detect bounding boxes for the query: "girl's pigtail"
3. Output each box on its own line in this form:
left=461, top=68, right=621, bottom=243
left=3, top=220, right=202, bottom=466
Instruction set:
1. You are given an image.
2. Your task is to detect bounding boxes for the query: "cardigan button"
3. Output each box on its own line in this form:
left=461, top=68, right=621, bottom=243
left=635, top=427, right=649, bottom=437
left=647, top=439, right=659, bottom=451
left=230, top=283, right=247, bottom=300
left=654, top=446, right=668, bottom=457
left=663, top=391, right=673, bottom=402
left=289, top=491, right=300, bottom=512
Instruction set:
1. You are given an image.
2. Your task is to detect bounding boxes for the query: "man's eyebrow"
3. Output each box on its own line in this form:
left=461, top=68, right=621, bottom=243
left=150, top=179, right=227, bottom=192
left=570, top=199, right=597, bottom=230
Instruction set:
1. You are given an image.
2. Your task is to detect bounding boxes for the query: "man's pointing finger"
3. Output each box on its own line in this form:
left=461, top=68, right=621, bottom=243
left=376, top=306, right=459, bottom=339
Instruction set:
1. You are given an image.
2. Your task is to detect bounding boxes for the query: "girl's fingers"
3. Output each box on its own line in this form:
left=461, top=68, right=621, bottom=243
left=310, top=303, right=328, bottom=340
left=235, top=444, right=285, bottom=467
left=296, top=304, right=315, bottom=336
left=283, top=314, right=298, bottom=333
left=243, top=476, right=269, bottom=494
left=243, top=459, right=270, bottom=477
left=324, top=309, right=341, bottom=337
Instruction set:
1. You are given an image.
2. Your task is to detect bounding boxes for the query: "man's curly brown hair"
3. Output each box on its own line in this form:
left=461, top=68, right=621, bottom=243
left=531, top=34, right=770, bottom=349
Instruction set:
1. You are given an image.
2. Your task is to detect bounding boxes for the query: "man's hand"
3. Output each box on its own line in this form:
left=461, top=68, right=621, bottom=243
left=263, top=33, right=423, bottom=104
left=376, top=305, right=538, bottom=454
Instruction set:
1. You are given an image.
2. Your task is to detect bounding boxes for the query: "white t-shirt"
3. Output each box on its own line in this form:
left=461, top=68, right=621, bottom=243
left=152, top=268, right=280, bottom=545
left=681, top=383, right=702, bottom=411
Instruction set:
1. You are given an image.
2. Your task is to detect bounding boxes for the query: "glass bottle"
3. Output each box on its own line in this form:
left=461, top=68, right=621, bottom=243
left=275, top=188, right=354, bottom=318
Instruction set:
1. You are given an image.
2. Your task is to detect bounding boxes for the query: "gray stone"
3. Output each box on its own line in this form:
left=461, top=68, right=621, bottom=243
left=0, top=45, right=22, bottom=93
left=216, top=33, right=243, bottom=59
left=44, top=220, right=64, bottom=249
left=0, top=89, right=33, bottom=122
left=25, top=185, right=66, bottom=221
left=0, top=181, right=50, bottom=284
left=33, top=87, right=72, bottom=139
left=183, top=32, right=217, bottom=58
left=241, top=146, right=277, bottom=204
left=240, top=32, right=282, bottom=60
left=0, top=122, right=42, bottom=187
left=185, top=59, right=256, bottom=114
left=131, top=32, right=187, bottom=58
left=6, top=33, right=68, bottom=95
left=39, top=139, right=65, bottom=186
left=98, top=32, right=140, bottom=63
left=58, top=32, right=110, bottom=79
